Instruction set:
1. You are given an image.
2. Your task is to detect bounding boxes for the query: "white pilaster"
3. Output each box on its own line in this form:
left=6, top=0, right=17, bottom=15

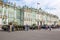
left=15, top=8, right=16, bottom=19
left=14, top=7, right=16, bottom=22
left=6, top=6, right=8, bottom=25
left=14, top=2, right=16, bottom=22
left=2, top=4, right=4, bottom=25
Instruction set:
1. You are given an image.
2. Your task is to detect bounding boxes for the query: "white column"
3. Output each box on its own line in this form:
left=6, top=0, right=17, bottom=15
left=2, top=4, right=5, bottom=25
left=14, top=7, right=16, bottom=22
left=14, top=2, right=16, bottom=22
left=6, top=6, right=8, bottom=25
left=15, top=8, right=16, bottom=19
left=2, top=4, right=4, bottom=17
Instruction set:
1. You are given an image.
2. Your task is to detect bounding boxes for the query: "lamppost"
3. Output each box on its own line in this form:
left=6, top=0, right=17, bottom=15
left=37, top=2, right=40, bottom=29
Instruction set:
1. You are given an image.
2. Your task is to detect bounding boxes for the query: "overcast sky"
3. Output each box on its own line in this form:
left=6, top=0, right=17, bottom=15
left=6, top=0, right=60, bottom=19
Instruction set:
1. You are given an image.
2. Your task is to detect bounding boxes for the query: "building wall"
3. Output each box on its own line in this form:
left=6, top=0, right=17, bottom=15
left=0, top=1, right=59, bottom=26
left=0, top=1, right=21, bottom=25
left=22, top=7, right=59, bottom=26
left=24, top=11, right=36, bottom=25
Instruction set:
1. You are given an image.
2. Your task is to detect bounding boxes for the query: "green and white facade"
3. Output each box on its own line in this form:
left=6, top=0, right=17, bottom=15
left=0, top=1, right=59, bottom=27
left=21, top=6, right=59, bottom=25
left=0, top=1, right=21, bottom=25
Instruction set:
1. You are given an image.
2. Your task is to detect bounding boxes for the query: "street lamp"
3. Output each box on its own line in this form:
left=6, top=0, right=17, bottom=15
left=37, top=2, right=40, bottom=29
left=37, top=3, right=40, bottom=9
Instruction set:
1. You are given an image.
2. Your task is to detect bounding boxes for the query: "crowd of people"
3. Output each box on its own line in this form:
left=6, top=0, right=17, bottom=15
left=2, top=22, right=60, bottom=32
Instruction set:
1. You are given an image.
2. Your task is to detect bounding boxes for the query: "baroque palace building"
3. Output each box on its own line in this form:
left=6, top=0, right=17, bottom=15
left=0, top=0, right=59, bottom=27
left=0, top=0, right=20, bottom=25
left=22, top=6, right=59, bottom=25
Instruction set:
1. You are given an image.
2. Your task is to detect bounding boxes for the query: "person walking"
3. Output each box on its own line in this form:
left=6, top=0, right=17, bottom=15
left=12, top=24, right=15, bottom=31
left=49, top=25, right=51, bottom=31
left=8, top=24, right=10, bottom=32
left=46, top=25, right=48, bottom=30
left=25, top=24, right=29, bottom=31
left=9, top=22, right=13, bottom=32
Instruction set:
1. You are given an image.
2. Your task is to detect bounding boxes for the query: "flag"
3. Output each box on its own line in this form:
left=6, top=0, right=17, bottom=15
left=37, top=3, right=40, bottom=5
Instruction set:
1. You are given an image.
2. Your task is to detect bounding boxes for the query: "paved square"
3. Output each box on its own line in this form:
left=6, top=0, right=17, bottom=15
left=0, top=29, right=60, bottom=40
